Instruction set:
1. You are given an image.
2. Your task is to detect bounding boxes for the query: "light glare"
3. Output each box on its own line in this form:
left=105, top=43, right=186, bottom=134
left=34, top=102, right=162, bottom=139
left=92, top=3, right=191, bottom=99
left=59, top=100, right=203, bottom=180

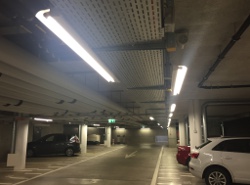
left=167, top=118, right=171, bottom=127
left=36, top=9, right=115, bottom=82
left=170, top=104, right=176, bottom=112
left=34, top=117, right=53, bottom=122
left=173, top=66, right=187, bottom=95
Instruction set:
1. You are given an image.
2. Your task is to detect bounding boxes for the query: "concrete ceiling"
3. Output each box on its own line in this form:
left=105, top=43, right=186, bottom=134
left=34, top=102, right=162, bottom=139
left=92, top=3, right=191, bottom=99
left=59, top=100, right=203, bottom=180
left=0, top=0, right=249, bottom=128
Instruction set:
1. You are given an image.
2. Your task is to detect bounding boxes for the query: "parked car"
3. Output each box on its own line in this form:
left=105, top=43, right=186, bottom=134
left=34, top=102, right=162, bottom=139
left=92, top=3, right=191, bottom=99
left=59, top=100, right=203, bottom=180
left=27, top=133, right=81, bottom=157
left=189, top=137, right=250, bottom=185
left=176, top=145, right=190, bottom=166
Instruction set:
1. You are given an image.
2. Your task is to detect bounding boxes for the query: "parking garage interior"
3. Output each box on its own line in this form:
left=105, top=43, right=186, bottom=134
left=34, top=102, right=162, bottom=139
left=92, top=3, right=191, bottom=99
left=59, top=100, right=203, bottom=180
left=0, top=0, right=250, bottom=184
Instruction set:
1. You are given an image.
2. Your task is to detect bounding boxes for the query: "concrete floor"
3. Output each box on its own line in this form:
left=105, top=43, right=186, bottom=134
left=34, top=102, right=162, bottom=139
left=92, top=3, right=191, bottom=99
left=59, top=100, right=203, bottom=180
left=0, top=144, right=206, bottom=185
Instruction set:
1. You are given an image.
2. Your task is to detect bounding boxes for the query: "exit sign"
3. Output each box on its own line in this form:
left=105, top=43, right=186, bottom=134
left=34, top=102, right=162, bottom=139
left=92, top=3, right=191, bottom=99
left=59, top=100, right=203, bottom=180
left=108, top=119, right=116, bottom=123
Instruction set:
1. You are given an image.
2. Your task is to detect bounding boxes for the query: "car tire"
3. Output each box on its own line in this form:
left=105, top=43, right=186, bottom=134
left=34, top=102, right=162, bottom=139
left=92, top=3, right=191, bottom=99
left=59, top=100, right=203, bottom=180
left=205, top=167, right=231, bottom=185
left=27, top=149, right=35, bottom=157
left=65, top=148, right=74, bottom=157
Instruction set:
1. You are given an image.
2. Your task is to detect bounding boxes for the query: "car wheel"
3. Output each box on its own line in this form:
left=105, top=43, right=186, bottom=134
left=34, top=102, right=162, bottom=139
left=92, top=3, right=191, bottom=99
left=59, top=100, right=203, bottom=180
left=27, top=149, right=35, bottom=157
left=205, top=167, right=231, bottom=185
left=65, top=148, right=74, bottom=157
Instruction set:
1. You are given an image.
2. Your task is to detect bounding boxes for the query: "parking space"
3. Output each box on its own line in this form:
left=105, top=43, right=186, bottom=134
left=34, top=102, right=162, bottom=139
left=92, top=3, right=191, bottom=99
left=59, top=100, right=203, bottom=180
left=157, top=148, right=205, bottom=185
left=1, top=145, right=248, bottom=185
left=0, top=145, right=125, bottom=185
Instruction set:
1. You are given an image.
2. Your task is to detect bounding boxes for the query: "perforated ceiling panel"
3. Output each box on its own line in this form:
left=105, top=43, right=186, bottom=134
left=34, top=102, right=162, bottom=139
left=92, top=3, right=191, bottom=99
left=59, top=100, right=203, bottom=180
left=50, top=0, right=164, bottom=47
left=98, top=50, right=164, bottom=87
left=49, top=0, right=166, bottom=118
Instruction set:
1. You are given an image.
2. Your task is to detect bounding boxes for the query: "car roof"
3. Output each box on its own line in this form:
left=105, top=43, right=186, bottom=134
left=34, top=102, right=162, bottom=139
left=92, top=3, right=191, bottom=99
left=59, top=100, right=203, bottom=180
left=208, top=137, right=250, bottom=141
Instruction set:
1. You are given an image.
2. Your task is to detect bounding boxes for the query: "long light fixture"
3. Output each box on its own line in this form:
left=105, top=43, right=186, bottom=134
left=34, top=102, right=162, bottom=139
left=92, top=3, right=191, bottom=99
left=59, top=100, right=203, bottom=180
left=169, top=113, right=173, bottom=117
left=170, top=103, right=176, bottom=112
left=149, top=116, right=154, bottom=120
left=36, top=9, right=115, bottom=82
left=167, top=118, right=171, bottom=127
left=34, top=117, right=53, bottom=122
left=173, top=65, right=187, bottom=95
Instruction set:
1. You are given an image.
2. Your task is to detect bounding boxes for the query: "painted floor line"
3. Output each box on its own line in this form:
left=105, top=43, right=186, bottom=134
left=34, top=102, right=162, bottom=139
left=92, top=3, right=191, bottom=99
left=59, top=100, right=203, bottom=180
left=12, top=146, right=126, bottom=185
left=7, top=176, right=28, bottom=180
left=158, top=177, right=180, bottom=179
left=150, top=146, right=164, bottom=185
left=24, top=173, right=42, bottom=175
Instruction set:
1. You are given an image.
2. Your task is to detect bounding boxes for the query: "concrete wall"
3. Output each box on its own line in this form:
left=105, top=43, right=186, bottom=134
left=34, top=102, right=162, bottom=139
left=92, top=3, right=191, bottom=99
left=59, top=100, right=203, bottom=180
left=168, top=125, right=177, bottom=148
left=28, top=122, right=63, bottom=142
left=112, top=128, right=168, bottom=146
left=0, top=122, right=13, bottom=162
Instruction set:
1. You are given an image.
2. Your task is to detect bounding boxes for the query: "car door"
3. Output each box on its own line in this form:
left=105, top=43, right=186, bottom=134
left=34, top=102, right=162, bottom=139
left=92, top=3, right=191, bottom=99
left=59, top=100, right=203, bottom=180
left=35, top=134, right=55, bottom=155
left=52, top=134, right=67, bottom=154
left=220, top=139, right=250, bottom=183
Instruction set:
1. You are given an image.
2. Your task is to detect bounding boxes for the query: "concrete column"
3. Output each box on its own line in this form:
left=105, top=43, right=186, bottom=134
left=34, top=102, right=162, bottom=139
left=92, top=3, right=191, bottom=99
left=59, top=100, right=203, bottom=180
left=185, top=121, right=190, bottom=145
left=189, top=100, right=202, bottom=150
left=14, top=119, right=29, bottom=170
left=168, top=124, right=177, bottom=147
left=80, top=124, right=88, bottom=153
left=105, top=126, right=111, bottom=147
left=179, top=119, right=186, bottom=146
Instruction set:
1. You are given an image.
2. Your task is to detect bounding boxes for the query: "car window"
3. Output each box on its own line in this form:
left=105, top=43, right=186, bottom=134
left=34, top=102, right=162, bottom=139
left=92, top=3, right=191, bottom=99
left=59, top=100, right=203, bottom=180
left=54, top=134, right=66, bottom=142
left=195, top=140, right=211, bottom=149
left=213, top=139, right=250, bottom=153
left=45, top=135, right=55, bottom=142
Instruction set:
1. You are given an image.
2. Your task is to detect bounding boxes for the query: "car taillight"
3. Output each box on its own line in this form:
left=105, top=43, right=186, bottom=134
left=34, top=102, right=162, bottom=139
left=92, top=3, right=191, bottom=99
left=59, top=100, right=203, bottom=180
left=190, top=152, right=199, bottom=158
left=70, top=136, right=80, bottom=143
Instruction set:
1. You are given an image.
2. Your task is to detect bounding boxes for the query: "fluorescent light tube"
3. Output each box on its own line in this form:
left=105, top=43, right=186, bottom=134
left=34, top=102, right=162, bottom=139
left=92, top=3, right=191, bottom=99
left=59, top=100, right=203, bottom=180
left=170, top=104, right=176, bottom=112
left=173, top=65, right=187, bottom=95
left=169, top=113, right=173, bottom=117
left=34, top=117, right=53, bottom=122
left=36, top=9, right=115, bottom=82
left=167, top=118, right=171, bottom=127
left=149, top=116, right=154, bottom=120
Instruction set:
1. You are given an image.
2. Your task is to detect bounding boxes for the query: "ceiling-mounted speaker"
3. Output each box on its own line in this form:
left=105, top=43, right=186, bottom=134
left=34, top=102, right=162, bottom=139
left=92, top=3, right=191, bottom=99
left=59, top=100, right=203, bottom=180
left=177, top=34, right=188, bottom=49
left=176, top=29, right=189, bottom=49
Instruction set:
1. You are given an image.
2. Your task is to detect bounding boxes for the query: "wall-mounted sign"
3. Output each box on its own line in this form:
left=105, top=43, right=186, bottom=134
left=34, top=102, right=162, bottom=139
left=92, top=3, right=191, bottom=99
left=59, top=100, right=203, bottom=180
left=108, top=119, right=116, bottom=123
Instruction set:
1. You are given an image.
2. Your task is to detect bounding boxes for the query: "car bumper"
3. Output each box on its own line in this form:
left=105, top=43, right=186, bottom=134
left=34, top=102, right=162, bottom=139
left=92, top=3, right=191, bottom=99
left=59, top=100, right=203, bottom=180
left=189, top=160, right=203, bottom=178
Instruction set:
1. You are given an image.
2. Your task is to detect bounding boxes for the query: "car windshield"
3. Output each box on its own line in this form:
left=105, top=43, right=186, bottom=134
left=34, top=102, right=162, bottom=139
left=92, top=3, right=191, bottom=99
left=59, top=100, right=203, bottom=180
left=195, top=140, right=211, bottom=149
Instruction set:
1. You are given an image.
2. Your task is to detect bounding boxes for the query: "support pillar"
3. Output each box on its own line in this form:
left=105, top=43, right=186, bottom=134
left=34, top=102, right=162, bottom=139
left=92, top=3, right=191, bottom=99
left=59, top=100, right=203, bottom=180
left=80, top=124, right=88, bottom=153
left=14, top=119, right=29, bottom=170
left=105, top=126, right=111, bottom=147
left=168, top=124, right=177, bottom=147
left=179, top=119, right=186, bottom=146
left=189, top=100, right=202, bottom=150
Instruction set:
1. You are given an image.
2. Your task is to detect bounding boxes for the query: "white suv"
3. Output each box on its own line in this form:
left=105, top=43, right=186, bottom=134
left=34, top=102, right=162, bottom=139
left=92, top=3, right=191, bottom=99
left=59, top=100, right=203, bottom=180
left=189, top=137, right=250, bottom=185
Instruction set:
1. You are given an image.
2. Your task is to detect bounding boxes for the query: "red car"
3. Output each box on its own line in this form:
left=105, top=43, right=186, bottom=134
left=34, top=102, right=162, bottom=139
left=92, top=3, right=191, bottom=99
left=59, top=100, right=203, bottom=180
left=176, top=145, right=190, bottom=166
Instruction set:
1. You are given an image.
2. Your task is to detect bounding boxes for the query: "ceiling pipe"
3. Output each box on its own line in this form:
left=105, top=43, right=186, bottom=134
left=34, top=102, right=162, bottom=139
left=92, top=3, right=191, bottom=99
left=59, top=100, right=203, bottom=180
left=0, top=85, right=93, bottom=113
left=0, top=96, right=58, bottom=113
left=198, top=15, right=250, bottom=89
left=0, top=61, right=113, bottom=113
left=0, top=74, right=78, bottom=104
left=0, top=96, right=22, bottom=106
left=0, top=106, right=58, bottom=116
left=0, top=77, right=97, bottom=113
left=0, top=37, right=128, bottom=114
